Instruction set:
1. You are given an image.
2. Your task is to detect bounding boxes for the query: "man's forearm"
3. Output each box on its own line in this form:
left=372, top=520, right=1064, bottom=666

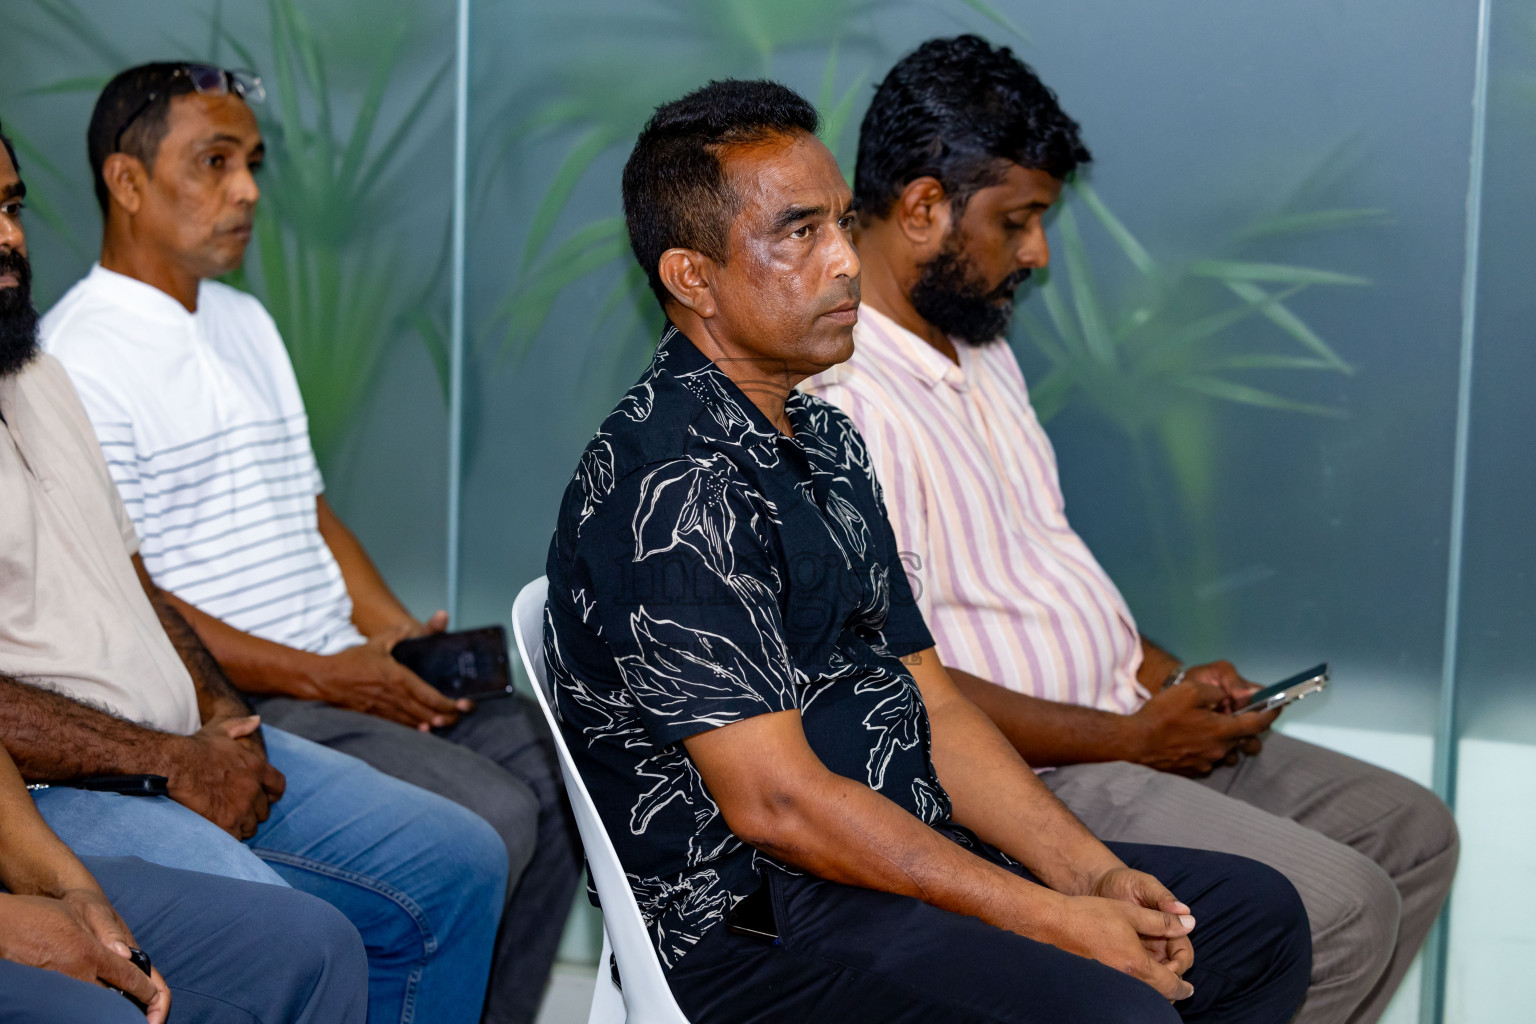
left=316, top=496, right=416, bottom=637
left=0, top=744, right=100, bottom=897
left=0, top=674, right=182, bottom=782
left=948, top=667, right=1137, bottom=767
left=131, top=555, right=252, bottom=722
left=684, top=713, right=1071, bottom=937
left=912, top=657, right=1123, bottom=890
left=161, top=590, right=327, bottom=700
left=1137, top=637, right=1182, bottom=693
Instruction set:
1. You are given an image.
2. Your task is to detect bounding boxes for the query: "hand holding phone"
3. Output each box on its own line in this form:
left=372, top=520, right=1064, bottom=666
left=391, top=626, right=514, bottom=702
left=1234, top=664, right=1329, bottom=715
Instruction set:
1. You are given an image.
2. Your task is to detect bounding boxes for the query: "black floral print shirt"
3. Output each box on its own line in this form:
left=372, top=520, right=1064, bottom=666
left=544, top=324, right=947, bottom=969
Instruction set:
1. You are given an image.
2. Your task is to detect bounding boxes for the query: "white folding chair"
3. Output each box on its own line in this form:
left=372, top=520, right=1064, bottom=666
left=512, top=577, right=692, bottom=1024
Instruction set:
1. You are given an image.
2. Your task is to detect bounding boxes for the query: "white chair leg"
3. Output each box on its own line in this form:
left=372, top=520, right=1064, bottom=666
left=586, top=929, right=627, bottom=1024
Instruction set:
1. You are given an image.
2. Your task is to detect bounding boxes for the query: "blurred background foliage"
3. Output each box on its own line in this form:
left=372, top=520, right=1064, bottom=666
left=3, top=0, right=1393, bottom=656
left=7, top=0, right=453, bottom=469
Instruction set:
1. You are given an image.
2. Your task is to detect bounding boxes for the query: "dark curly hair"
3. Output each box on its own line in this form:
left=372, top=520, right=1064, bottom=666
left=622, top=79, right=820, bottom=310
left=855, top=35, right=1091, bottom=219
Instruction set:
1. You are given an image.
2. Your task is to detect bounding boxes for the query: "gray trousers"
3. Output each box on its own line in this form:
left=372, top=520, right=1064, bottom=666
left=253, top=693, right=582, bottom=1024
left=1042, top=734, right=1458, bottom=1024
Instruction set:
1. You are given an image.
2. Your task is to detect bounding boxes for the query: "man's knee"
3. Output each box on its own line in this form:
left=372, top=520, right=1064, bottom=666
left=1202, top=852, right=1314, bottom=1011
left=249, top=885, right=369, bottom=998
left=413, top=794, right=512, bottom=926
left=457, top=773, right=541, bottom=883
left=1308, top=844, right=1399, bottom=987
left=1401, top=784, right=1460, bottom=881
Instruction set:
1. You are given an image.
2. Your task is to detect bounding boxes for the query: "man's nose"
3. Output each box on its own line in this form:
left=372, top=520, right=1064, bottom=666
left=231, top=164, right=260, bottom=206
left=0, top=212, right=25, bottom=256
left=1013, top=224, right=1050, bottom=270
left=829, top=223, right=860, bottom=280
left=1019, top=229, right=1050, bottom=270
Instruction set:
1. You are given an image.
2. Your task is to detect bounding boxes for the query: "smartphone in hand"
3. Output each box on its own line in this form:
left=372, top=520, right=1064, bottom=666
left=1234, top=663, right=1329, bottom=715
left=392, top=626, right=515, bottom=701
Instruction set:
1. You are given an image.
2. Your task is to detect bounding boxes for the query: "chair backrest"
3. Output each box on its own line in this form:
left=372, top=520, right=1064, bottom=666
left=511, top=578, right=691, bottom=1024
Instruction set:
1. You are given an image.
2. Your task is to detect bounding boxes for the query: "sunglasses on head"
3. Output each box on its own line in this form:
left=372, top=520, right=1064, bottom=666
left=113, top=63, right=266, bottom=154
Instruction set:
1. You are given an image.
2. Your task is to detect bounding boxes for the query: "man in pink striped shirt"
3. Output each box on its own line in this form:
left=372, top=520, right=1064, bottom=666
left=804, top=36, right=1456, bottom=1024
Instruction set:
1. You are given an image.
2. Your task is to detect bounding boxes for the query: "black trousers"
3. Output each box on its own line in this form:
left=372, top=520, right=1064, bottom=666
left=666, top=842, right=1311, bottom=1024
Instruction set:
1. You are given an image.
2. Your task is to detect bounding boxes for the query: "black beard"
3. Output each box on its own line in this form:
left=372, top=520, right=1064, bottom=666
left=908, top=245, right=1030, bottom=347
left=0, top=246, right=39, bottom=378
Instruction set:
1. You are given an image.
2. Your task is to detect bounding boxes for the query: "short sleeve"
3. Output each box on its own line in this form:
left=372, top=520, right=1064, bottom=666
left=576, top=452, right=800, bottom=747
left=814, top=380, right=935, bottom=632
left=43, top=358, right=143, bottom=555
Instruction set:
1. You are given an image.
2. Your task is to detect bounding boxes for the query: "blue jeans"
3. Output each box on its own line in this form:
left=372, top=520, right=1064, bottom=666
left=33, top=727, right=509, bottom=1024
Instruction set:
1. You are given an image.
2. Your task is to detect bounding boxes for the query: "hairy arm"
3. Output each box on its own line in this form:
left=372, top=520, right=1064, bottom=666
left=131, top=555, right=251, bottom=728
left=0, top=672, right=180, bottom=782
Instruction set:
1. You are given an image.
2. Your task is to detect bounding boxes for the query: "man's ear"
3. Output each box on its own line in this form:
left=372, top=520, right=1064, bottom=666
left=101, top=153, right=147, bottom=217
left=658, top=248, right=718, bottom=319
left=893, top=176, right=952, bottom=250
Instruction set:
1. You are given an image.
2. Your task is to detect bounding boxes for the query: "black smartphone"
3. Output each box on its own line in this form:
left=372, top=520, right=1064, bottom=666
left=105, top=945, right=153, bottom=1010
left=391, top=626, right=514, bottom=701
left=63, top=775, right=170, bottom=797
left=725, top=883, right=779, bottom=941
left=1234, top=663, right=1330, bottom=715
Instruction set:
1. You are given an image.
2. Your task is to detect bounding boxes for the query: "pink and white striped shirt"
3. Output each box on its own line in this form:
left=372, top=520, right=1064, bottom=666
left=803, top=305, right=1149, bottom=715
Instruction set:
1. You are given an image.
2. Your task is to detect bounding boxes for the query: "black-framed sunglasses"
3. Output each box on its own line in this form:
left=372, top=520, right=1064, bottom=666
left=112, top=63, right=266, bottom=153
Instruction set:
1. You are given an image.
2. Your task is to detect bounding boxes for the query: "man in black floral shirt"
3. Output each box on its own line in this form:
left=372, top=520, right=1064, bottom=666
left=545, top=80, right=1310, bottom=1024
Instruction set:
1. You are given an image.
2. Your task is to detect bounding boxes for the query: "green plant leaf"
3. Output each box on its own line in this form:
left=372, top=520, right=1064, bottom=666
left=1026, top=367, right=1075, bottom=422
left=1175, top=374, right=1345, bottom=417
left=1073, top=180, right=1157, bottom=279
left=1189, top=259, right=1369, bottom=287
left=1212, top=354, right=1342, bottom=370
left=1223, top=280, right=1354, bottom=373
left=1234, top=207, right=1392, bottom=241
left=20, top=75, right=109, bottom=98
left=522, top=130, right=613, bottom=264
left=1057, top=206, right=1117, bottom=369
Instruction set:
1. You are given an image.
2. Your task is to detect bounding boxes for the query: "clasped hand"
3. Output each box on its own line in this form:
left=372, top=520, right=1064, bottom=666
left=1045, top=867, right=1197, bottom=1003
left=165, top=714, right=286, bottom=840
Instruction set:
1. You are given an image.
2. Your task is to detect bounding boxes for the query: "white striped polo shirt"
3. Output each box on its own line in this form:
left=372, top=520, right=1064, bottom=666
left=802, top=304, right=1148, bottom=715
left=42, top=264, right=365, bottom=657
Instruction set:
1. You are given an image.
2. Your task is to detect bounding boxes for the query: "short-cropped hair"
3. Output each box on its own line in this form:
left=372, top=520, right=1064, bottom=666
left=87, top=63, right=203, bottom=216
left=622, top=79, right=821, bottom=309
left=856, top=35, right=1091, bottom=220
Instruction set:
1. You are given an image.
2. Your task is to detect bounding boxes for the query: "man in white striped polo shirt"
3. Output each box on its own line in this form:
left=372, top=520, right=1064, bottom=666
left=44, top=62, right=578, bottom=1024
left=804, top=37, right=1456, bottom=1024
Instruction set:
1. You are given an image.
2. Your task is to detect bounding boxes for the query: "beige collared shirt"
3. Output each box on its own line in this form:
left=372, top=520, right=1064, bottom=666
left=0, top=354, right=201, bottom=735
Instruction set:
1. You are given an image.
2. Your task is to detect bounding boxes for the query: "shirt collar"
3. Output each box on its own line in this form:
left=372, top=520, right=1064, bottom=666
left=656, top=322, right=811, bottom=449
left=853, top=304, right=970, bottom=392
left=85, top=263, right=201, bottom=325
